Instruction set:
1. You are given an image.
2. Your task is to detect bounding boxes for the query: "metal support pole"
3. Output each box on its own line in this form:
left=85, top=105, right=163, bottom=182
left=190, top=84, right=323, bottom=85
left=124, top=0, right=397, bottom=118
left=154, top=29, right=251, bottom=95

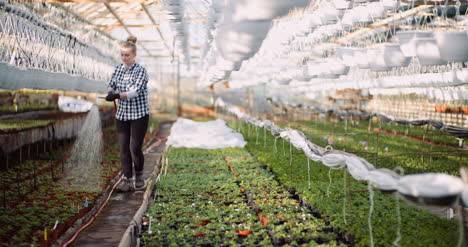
left=176, top=57, right=181, bottom=117
left=459, top=167, right=468, bottom=247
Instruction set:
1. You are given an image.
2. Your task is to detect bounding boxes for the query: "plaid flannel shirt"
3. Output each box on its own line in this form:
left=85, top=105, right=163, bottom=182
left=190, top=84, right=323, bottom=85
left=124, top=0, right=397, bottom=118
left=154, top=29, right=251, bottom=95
left=108, top=63, right=150, bottom=121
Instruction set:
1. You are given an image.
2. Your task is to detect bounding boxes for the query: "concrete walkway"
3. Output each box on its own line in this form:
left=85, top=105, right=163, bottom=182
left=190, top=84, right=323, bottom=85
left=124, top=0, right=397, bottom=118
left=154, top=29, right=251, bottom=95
left=71, top=123, right=171, bottom=247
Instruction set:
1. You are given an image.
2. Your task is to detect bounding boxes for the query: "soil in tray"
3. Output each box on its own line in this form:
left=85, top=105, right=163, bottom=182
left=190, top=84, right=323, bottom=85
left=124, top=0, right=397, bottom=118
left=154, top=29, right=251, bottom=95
left=0, top=119, right=53, bottom=133
left=141, top=147, right=348, bottom=247
left=0, top=125, right=124, bottom=247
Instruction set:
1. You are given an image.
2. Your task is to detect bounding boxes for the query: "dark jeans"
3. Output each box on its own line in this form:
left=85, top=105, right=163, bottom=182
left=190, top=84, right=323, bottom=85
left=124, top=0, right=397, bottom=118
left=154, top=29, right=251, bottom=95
left=116, top=115, right=149, bottom=179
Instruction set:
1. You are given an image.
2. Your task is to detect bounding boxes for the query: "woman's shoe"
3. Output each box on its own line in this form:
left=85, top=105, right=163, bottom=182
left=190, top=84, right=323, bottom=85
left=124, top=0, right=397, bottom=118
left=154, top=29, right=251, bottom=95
left=116, top=177, right=135, bottom=192
left=135, top=171, right=145, bottom=189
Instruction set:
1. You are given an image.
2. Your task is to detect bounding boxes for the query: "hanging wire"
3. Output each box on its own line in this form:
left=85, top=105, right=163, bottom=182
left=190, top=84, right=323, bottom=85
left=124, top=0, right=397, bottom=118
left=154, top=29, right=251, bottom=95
left=368, top=183, right=375, bottom=247
left=0, top=1, right=118, bottom=81
left=307, top=158, right=311, bottom=190
left=326, top=168, right=332, bottom=197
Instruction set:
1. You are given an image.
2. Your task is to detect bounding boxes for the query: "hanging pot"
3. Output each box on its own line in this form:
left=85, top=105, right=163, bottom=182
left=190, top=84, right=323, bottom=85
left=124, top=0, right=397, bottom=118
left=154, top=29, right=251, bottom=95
left=217, top=58, right=242, bottom=71
left=397, top=30, right=433, bottom=57
left=336, top=47, right=362, bottom=66
left=306, top=60, right=321, bottom=77
left=319, top=6, right=344, bottom=25
left=306, top=14, right=323, bottom=28
left=228, top=0, right=311, bottom=22
left=367, top=2, right=387, bottom=19
left=163, top=0, right=180, bottom=5
left=414, top=37, right=446, bottom=66
left=328, top=59, right=350, bottom=75
left=353, top=48, right=370, bottom=69
left=341, top=11, right=357, bottom=28
left=382, top=43, right=411, bottom=67
left=433, top=31, right=468, bottom=63
left=302, top=64, right=317, bottom=80
left=334, top=0, right=354, bottom=10
left=162, top=3, right=180, bottom=14
left=213, top=70, right=231, bottom=80
left=354, top=6, right=372, bottom=24
left=456, top=69, right=468, bottom=83
left=367, top=48, right=391, bottom=71
left=211, top=0, right=225, bottom=13
left=275, top=76, right=292, bottom=85
left=380, top=0, right=400, bottom=11
left=216, top=20, right=271, bottom=61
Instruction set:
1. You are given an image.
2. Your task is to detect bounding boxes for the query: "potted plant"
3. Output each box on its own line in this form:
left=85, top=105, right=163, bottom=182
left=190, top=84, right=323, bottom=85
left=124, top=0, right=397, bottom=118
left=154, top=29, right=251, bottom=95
left=434, top=104, right=447, bottom=112
left=447, top=105, right=461, bottom=113
left=462, top=105, right=468, bottom=114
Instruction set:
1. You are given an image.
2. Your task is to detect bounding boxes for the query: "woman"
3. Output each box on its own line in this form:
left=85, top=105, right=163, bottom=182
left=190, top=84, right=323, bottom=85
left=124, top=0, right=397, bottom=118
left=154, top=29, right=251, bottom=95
left=106, top=36, right=150, bottom=192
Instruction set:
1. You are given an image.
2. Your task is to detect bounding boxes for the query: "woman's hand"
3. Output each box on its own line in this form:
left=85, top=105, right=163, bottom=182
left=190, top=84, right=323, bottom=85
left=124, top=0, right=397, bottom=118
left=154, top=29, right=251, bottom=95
left=105, top=93, right=120, bottom=101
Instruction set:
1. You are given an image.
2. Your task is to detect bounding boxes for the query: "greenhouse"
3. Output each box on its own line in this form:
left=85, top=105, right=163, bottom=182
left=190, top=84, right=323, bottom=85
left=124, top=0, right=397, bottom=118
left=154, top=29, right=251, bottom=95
left=0, top=0, right=467, bottom=246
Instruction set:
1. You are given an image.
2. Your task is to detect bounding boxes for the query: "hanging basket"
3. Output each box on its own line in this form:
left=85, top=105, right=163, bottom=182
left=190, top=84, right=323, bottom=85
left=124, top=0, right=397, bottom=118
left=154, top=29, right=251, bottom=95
left=397, top=173, right=465, bottom=207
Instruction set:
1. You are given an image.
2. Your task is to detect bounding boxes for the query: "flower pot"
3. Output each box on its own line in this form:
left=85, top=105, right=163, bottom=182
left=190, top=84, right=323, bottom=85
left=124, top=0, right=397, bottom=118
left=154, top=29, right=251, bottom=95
left=210, top=0, right=224, bottom=12
left=216, top=20, right=270, bottom=61
left=461, top=106, right=468, bottom=114
left=341, top=12, right=357, bottom=27
left=353, top=48, right=370, bottom=69
left=334, top=0, right=353, bottom=9
left=354, top=6, right=372, bottom=23
left=336, top=46, right=361, bottom=66
left=447, top=106, right=461, bottom=113
left=217, top=58, right=242, bottom=71
left=228, top=0, right=311, bottom=21
left=367, top=2, right=387, bottom=19
left=433, top=31, right=468, bottom=63
left=327, top=59, right=350, bottom=76
left=434, top=105, right=447, bottom=112
left=456, top=69, right=468, bottom=83
left=381, top=0, right=400, bottom=10
left=306, top=14, right=323, bottom=28
left=367, top=48, right=391, bottom=71
left=382, top=43, right=411, bottom=67
left=397, top=30, right=433, bottom=57
left=415, top=37, right=445, bottom=65
left=319, top=6, right=344, bottom=24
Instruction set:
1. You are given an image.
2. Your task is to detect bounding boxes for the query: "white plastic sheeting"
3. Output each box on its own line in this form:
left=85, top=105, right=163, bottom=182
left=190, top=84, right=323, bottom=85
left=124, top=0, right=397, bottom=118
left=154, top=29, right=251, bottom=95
left=167, top=118, right=246, bottom=149
left=398, top=173, right=465, bottom=198
left=216, top=97, right=467, bottom=206
left=368, top=169, right=399, bottom=191
left=58, top=96, right=94, bottom=113
left=321, top=153, right=348, bottom=169
left=345, top=155, right=374, bottom=181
